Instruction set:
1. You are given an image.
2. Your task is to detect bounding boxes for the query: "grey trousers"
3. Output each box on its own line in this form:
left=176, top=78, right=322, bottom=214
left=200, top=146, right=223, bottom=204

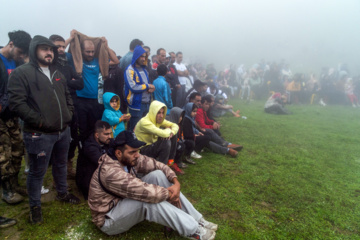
left=101, top=170, right=202, bottom=236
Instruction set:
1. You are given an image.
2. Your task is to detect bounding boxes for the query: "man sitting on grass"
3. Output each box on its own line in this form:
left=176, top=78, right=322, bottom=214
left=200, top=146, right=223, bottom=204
left=88, top=130, right=217, bottom=239
left=134, top=100, right=178, bottom=167
left=196, top=95, right=243, bottom=152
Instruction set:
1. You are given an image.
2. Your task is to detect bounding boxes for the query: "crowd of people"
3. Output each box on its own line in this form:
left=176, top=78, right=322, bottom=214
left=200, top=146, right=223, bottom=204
left=0, top=29, right=358, bottom=239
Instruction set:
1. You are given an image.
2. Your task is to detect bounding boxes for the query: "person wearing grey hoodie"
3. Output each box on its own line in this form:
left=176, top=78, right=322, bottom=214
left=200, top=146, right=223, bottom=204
left=8, top=35, right=80, bottom=224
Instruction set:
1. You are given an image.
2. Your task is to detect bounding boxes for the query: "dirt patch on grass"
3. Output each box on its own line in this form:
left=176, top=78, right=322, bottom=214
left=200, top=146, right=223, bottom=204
left=333, top=226, right=359, bottom=235
left=258, top=201, right=277, bottom=213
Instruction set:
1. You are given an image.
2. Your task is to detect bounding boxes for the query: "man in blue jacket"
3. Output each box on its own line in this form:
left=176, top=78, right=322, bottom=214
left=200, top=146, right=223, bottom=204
left=153, top=64, right=173, bottom=115
left=124, top=45, right=155, bottom=130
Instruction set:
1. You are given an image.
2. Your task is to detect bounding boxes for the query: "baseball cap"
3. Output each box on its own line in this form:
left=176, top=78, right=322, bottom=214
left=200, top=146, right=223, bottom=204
left=112, top=130, right=146, bottom=149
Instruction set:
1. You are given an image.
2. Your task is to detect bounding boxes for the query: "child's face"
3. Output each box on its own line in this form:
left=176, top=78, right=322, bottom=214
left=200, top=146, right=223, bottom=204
left=110, top=98, right=118, bottom=109
left=191, top=108, right=197, bottom=118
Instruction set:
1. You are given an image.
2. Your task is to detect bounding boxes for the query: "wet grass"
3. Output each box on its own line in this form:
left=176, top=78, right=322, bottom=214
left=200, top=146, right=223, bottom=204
left=1, top=100, right=360, bottom=239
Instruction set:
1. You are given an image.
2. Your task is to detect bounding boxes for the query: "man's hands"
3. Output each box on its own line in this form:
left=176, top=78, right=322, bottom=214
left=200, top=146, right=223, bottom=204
left=101, top=37, right=108, bottom=48
left=213, top=122, right=220, bottom=130
left=167, top=178, right=180, bottom=206
left=148, top=84, right=155, bottom=93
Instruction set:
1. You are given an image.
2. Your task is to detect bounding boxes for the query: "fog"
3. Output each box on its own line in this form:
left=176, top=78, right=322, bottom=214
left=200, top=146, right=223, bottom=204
left=1, top=0, right=359, bottom=74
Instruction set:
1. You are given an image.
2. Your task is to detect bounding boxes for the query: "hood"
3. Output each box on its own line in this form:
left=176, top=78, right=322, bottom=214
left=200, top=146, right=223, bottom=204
left=131, top=45, right=146, bottom=66
left=146, top=100, right=167, bottom=126
left=103, top=92, right=120, bottom=111
left=184, top=102, right=195, bottom=119
left=29, top=35, right=58, bottom=67
left=168, top=107, right=185, bottom=124
left=214, top=94, right=224, bottom=103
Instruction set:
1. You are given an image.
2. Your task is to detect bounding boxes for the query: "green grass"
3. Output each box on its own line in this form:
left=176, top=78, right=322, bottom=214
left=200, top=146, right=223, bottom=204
left=1, top=100, right=360, bottom=239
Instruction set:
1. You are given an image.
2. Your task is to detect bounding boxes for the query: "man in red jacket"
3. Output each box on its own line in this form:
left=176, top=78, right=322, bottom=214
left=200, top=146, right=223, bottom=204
left=195, top=95, right=243, bottom=152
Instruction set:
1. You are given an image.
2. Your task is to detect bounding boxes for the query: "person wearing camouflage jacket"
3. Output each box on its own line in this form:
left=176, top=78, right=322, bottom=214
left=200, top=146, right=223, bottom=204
left=88, top=130, right=218, bottom=239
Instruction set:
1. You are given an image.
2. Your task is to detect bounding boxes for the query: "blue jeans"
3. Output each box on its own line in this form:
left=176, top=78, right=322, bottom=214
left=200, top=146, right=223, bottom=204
left=23, top=127, right=70, bottom=207
left=128, top=103, right=150, bottom=131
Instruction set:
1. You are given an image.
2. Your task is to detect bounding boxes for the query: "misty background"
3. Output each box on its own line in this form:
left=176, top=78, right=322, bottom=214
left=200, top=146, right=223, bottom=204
left=1, top=0, right=359, bottom=74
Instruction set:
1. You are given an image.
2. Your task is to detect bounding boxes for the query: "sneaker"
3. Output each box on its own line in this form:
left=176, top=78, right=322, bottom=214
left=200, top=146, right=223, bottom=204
left=199, top=217, right=218, bottom=231
left=227, top=144, right=243, bottom=151
left=41, top=186, right=49, bottom=195
left=178, top=162, right=188, bottom=169
left=0, top=216, right=17, bottom=228
left=191, top=151, right=202, bottom=159
left=171, top=163, right=185, bottom=175
left=30, top=206, right=43, bottom=224
left=186, top=225, right=216, bottom=240
left=56, top=192, right=80, bottom=204
left=2, top=191, right=24, bottom=204
left=228, top=148, right=238, bottom=157
left=184, top=156, right=196, bottom=165
left=167, top=159, right=174, bottom=167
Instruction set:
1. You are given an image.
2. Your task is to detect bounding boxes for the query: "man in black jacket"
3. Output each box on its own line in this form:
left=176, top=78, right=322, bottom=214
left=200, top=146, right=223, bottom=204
left=8, top=35, right=80, bottom=224
left=76, top=120, right=111, bottom=200
left=49, top=34, right=84, bottom=178
left=0, top=30, right=31, bottom=205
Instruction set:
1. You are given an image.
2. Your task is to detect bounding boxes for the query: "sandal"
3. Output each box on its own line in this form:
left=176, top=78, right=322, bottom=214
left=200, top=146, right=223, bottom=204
left=56, top=193, right=80, bottom=204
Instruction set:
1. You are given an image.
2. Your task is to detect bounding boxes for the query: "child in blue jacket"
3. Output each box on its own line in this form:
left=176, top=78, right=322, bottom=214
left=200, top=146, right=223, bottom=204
left=102, top=92, right=130, bottom=138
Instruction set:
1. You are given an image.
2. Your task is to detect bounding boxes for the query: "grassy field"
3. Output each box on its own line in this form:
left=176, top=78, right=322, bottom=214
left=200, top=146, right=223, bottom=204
left=1, top=100, right=360, bottom=239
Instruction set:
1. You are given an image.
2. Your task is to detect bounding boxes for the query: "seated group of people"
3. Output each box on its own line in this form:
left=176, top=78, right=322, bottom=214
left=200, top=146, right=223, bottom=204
left=0, top=29, right=245, bottom=240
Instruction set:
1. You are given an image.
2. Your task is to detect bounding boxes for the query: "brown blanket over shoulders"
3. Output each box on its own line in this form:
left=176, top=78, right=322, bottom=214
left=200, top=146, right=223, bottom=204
left=69, top=31, right=109, bottom=79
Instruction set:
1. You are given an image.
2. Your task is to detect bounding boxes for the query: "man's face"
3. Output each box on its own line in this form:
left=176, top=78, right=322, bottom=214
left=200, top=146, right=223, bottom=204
left=136, top=53, right=146, bottom=66
left=170, top=53, right=176, bottom=64
left=82, top=40, right=95, bottom=62
left=118, top=145, right=140, bottom=167
left=144, top=47, right=150, bottom=57
left=202, top=101, right=210, bottom=112
left=176, top=54, right=183, bottom=63
left=156, top=107, right=165, bottom=124
left=36, top=45, right=54, bottom=66
left=192, top=96, right=201, bottom=108
left=165, top=57, right=170, bottom=65
left=158, top=50, right=166, bottom=64
left=95, top=128, right=112, bottom=145
left=53, top=40, right=66, bottom=55
left=9, top=43, right=25, bottom=61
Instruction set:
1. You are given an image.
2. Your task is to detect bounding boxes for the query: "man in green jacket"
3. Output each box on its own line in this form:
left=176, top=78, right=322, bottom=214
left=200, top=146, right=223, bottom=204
left=8, top=35, right=80, bottom=224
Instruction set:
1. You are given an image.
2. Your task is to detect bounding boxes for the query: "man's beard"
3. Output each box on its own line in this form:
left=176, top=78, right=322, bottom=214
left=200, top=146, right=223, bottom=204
left=38, top=56, right=53, bottom=66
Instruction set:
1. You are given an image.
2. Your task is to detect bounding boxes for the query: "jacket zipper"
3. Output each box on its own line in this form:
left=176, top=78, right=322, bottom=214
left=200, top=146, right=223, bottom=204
left=39, top=68, right=63, bottom=130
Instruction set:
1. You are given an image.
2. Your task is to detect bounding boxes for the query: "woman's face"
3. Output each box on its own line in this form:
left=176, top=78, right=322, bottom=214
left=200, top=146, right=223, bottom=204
left=191, top=108, right=198, bottom=118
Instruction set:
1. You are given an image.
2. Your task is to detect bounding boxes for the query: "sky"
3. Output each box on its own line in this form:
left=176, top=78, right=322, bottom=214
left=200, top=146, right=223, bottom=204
left=1, top=0, right=359, bottom=74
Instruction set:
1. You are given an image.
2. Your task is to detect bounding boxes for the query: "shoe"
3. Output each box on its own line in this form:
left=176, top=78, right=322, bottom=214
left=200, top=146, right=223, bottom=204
left=183, top=156, right=196, bottom=165
left=186, top=225, right=216, bottom=240
left=30, top=206, right=43, bottom=224
left=228, top=148, right=238, bottom=157
left=0, top=216, right=17, bottom=228
left=227, top=144, right=243, bottom=151
left=41, top=186, right=49, bottom=195
left=171, top=163, right=185, bottom=175
left=190, top=151, right=202, bottom=159
left=2, top=179, right=24, bottom=204
left=178, top=162, right=188, bottom=169
left=167, top=159, right=174, bottom=167
left=199, top=217, right=218, bottom=231
left=56, top=192, right=80, bottom=204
